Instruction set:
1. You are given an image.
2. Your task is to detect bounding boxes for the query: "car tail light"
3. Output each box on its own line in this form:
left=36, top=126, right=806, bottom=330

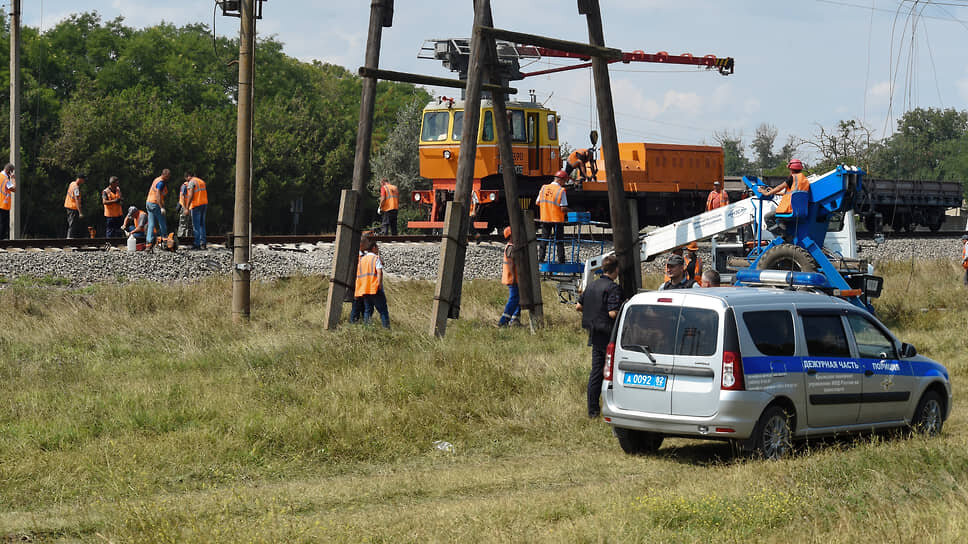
left=603, top=342, right=615, bottom=382
left=721, top=350, right=745, bottom=390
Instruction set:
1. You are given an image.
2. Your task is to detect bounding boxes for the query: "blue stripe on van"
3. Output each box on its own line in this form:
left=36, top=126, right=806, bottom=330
left=742, top=356, right=947, bottom=379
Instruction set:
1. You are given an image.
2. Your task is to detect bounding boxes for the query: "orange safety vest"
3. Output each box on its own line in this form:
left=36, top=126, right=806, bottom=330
left=501, top=242, right=517, bottom=285
left=776, top=172, right=810, bottom=214
left=130, top=210, right=147, bottom=233
left=0, top=172, right=13, bottom=211
left=64, top=180, right=81, bottom=210
left=567, top=149, right=587, bottom=166
left=146, top=176, right=167, bottom=205
left=189, top=177, right=208, bottom=208
left=102, top=186, right=122, bottom=218
left=706, top=189, right=728, bottom=211
left=537, top=183, right=565, bottom=223
left=355, top=252, right=381, bottom=296
left=962, top=241, right=968, bottom=270
left=380, top=184, right=399, bottom=212
left=179, top=183, right=191, bottom=210
left=685, top=255, right=703, bottom=286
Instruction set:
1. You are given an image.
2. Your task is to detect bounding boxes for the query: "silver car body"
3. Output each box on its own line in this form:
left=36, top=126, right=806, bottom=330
left=603, top=287, right=952, bottom=442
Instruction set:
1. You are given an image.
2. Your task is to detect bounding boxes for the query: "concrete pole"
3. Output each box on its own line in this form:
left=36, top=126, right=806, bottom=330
left=430, top=0, right=489, bottom=337
left=232, top=0, right=255, bottom=322
left=580, top=0, right=640, bottom=298
left=9, top=0, right=21, bottom=239
left=324, top=0, right=392, bottom=329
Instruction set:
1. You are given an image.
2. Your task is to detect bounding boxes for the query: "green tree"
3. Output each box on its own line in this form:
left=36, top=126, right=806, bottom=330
left=870, top=107, right=968, bottom=182
left=714, top=130, right=752, bottom=176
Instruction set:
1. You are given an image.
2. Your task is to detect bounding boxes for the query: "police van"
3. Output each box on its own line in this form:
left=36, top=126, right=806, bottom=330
left=601, top=273, right=952, bottom=459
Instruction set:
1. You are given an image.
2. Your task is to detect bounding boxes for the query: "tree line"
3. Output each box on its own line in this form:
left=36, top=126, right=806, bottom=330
left=715, top=108, right=968, bottom=193
left=0, top=12, right=429, bottom=237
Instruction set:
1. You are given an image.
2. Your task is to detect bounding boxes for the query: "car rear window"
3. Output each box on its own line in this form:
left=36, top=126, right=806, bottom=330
left=742, top=310, right=795, bottom=356
left=801, top=315, right=851, bottom=357
left=621, top=305, right=719, bottom=356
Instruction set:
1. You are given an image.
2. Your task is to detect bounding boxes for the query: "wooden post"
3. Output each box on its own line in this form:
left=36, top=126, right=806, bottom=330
left=430, top=0, right=489, bottom=337
left=521, top=210, right=543, bottom=328
left=231, top=0, right=255, bottom=322
left=627, top=197, right=642, bottom=291
left=8, top=0, right=20, bottom=239
left=579, top=0, right=638, bottom=300
left=324, top=0, right=393, bottom=329
left=479, top=2, right=544, bottom=327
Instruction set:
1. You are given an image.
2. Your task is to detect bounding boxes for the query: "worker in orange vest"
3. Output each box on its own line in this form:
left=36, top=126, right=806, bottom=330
left=64, top=173, right=86, bottom=239
left=184, top=170, right=208, bottom=249
left=760, top=159, right=810, bottom=235
left=537, top=170, right=570, bottom=263
left=122, top=206, right=148, bottom=241
left=101, top=176, right=124, bottom=238
left=355, top=236, right=390, bottom=328
left=961, top=234, right=968, bottom=286
left=684, top=242, right=703, bottom=286
left=379, top=178, right=399, bottom=235
left=145, top=169, right=170, bottom=249
left=498, top=226, right=521, bottom=327
left=565, top=148, right=596, bottom=181
left=0, top=163, right=15, bottom=240
left=706, top=181, right=729, bottom=211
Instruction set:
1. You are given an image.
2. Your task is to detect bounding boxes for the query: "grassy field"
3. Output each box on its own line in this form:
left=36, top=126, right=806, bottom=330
left=0, top=261, right=965, bottom=543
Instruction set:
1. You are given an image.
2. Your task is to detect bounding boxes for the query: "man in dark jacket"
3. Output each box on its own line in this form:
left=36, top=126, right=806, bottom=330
left=576, top=254, right=623, bottom=418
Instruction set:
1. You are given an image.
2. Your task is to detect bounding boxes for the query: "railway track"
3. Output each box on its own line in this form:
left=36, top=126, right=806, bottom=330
left=0, top=229, right=962, bottom=250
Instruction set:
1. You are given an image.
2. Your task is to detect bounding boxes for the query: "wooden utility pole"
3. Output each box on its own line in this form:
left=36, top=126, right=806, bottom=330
left=9, top=0, right=21, bottom=239
left=430, top=0, right=489, bottom=337
left=579, top=0, right=641, bottom=297
left=324, top=0, right=393, bottom=330
left=232, top=0, right=256, bottom=322
left=479, top=4, right=543, bottom=327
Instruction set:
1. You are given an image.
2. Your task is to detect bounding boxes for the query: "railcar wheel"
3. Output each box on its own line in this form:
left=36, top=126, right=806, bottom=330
left=756, top=245, right=818, bottom=272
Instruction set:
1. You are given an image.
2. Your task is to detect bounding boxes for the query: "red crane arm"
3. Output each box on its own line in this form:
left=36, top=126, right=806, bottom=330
left=522, top=47, right=734, bottom=77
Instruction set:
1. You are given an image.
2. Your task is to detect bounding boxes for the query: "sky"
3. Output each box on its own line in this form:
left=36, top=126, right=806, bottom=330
left=20, top=1, right=968, bottom=161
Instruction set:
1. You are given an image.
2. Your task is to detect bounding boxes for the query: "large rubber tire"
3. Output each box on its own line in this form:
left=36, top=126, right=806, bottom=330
left=756, top=245, right=818, bottom=272
left=614, top=427, right=664, bottom=455
left=910, top=390, right=944, bottom=436
left=749, top=406, right=794, bottom=460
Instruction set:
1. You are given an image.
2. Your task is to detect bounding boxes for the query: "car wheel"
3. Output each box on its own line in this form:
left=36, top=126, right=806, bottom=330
left=911, top=390, right=944, bottom=436
left=614, top=427, right=664, bottom=455
left=751, top=406, right=793, bottom=460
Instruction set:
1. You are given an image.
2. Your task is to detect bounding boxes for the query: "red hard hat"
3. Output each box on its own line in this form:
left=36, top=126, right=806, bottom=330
left=555, top=169, right=569, bottom=179
left=787, top=159, right=803, bottom=170
left=503, top=226, right=512, bottom=239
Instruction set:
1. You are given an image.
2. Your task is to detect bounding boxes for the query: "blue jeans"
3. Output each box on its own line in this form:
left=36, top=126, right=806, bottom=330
left=363, top=290, right=390, bottom=329
left=499, top=284, right=520, bottom=326
left=349, top=297, right=365, bottom=323
left=145, top=202, right=166, bottom=244
left=191, top=205, right=207, bottom=247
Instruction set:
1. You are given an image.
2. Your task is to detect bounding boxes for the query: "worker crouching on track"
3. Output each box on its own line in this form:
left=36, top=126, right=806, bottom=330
left=565, top=148, right=597, bottom=181
left=355, top=236, right=390, bottom=329
left=537, top=170, right=570, bottom=263
left=122, top=206, right=148, bottom=245
left=498, top=226, right=521, bottom=327
left=145, top=169, right=171, bottom=250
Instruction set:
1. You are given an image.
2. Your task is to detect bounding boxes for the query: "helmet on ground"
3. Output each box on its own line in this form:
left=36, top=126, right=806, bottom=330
left=504, top=226, right=512, bottom=239
left=555, top=169, right=569, bottom=179
left=686, top=242, right=699, bottom=251
left=787, top=159, right=804, bottom=170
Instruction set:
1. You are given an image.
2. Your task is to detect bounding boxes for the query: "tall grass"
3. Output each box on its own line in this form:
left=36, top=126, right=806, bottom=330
left=0, top=260, right=965, bottom=542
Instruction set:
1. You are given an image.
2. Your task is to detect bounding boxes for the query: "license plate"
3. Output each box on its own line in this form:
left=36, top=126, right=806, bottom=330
left=622, top=372, right=668, bottom=390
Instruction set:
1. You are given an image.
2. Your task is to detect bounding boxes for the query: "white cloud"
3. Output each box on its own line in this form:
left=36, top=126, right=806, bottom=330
left=866, top=81, right=892, bottom=105
left=958, top=71, right=968, bottom=102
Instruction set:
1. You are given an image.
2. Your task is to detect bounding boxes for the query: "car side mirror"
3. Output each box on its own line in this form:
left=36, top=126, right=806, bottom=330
left=900, top=342, right=917, bottom=358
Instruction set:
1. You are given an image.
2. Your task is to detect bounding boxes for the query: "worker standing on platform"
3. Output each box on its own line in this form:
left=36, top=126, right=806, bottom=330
left=64, top=174, right=86, bottom=239
left=537, top=170, right=569, bottom=263
left=684, top=242, right=703, bottom=286
left=145, top=169, right=170, bottom=250
left=761, top=159, right=810, bottom=234
left=101, top=176, right=124, bottom=238
left=565, top=148, right=596, bottom=181
left=498, top=226, right=521, bottom=327
left=379, top=178, right=399, bottom=235
left=0, top=164, right=15, bottom=240
left=706, top=181, right=729, bottom=211
left=184, top=171, right=208, bottom=250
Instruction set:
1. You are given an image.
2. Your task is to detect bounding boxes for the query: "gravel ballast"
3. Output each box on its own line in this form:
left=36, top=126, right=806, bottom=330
left=0, top=237, right=962, bottom=287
